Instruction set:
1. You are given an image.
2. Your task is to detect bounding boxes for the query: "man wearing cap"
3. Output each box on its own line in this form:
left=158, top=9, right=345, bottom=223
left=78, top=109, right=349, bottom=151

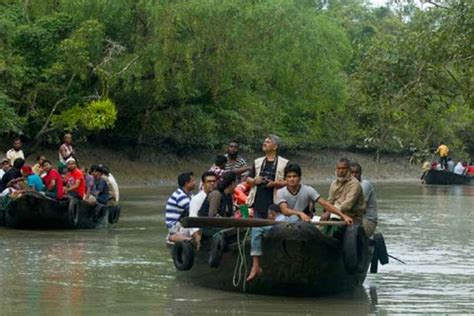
left=64, top=158, right=86, bottom=199
left=6, top=137, right=25, bottom=166
left=0, top=157, right=10, bottom=180
left=20, top=165, right=45, bottom=192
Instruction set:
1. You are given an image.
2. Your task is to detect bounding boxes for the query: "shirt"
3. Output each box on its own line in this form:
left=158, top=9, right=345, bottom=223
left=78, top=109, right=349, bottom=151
left=91, top=178, right=109, bottom=204
left=361, top=180, right=377, bottom=223
left=26, top=174, right=45, bottom=192
left=6, top=149, right=24, bottom=166
left=0, top=168, right=21, bottom=192
left=435, top=144, right=449, bottom=157
left=224, top=154, right=248, bottom=182
left=328, top=177, right=366, bottom=221
left=0, top=169, right=4, bottom=180
left=43, top=169, right=64, bottom=200
left=188, top=190, right=208, bottom=235
left=65, top=168, right=86, bottom=198
left=276, top=184, right=320, bottom=215
left=453, top=162, right=466, bottom=175
left=165, top=188, right=192, bottom=229
left=58, top=143, right=74, bottom=163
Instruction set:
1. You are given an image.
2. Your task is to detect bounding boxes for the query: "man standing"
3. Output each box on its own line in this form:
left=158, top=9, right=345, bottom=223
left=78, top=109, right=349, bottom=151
left=321, top=158, right=366, bottom=224
left=64, top=158, right=86, bottom=199
left=59, top=133, right=75, bottom=164
left=435, top=142, right=449, bottom=170
left=6, top=137, right=25, bottom=166
left=165, top=172, right=196, bottom=243
left=350, top=162, right=377, bottom=237
left=247, top=163, right=353, bottom=282
left=224, top=140, right=249, bottom=181
left=246, top=135, right=289, bottom=219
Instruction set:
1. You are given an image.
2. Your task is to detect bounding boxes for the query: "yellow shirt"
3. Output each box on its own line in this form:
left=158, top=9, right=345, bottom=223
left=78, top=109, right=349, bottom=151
left=435, top=144, right=449, bottom=157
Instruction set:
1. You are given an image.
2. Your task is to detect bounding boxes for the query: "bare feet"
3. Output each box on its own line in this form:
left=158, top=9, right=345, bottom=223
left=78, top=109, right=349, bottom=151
left=246, top=266, right=263, bottom=282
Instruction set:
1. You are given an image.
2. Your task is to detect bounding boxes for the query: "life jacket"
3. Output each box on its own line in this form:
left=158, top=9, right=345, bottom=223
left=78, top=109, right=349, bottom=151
left=233, top=183, right=250, bottom=205
left=246, top=156, right=288, bottom=207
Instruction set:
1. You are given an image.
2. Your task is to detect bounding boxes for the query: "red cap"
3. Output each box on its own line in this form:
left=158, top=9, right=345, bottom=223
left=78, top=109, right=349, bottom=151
left=21, top=165, right=33, bottom=175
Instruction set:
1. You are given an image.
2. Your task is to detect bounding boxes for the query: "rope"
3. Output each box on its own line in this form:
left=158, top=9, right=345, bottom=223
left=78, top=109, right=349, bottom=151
left=232, top=227, right=250, bottom=293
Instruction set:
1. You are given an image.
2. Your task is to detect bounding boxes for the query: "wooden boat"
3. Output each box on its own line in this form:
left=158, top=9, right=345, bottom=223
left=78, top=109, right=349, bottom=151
left=170, top=219, right=382, bottom=296
left=424, top=169, right=472, bottom=185
left=0, top=191, right=121, bottom=229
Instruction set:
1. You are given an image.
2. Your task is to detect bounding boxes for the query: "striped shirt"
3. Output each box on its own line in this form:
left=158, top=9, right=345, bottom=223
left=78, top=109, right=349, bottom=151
left=224, top=154, right=247, bottom=172
left=165, top=188, right=192, bottom=229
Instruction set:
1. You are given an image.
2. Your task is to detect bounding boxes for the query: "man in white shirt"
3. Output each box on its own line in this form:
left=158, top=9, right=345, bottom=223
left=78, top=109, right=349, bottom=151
left=188, top=171, right=217, bottom=250
left=6, top=137, right=24, bottom=166
left=453, top=162, right=467, bottom=175
left=0, top=157, right=9, bottom=180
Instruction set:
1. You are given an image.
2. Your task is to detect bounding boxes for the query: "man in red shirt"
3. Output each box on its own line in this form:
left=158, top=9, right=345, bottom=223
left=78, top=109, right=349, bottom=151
left=41, top=159, right=64, bottom=200
left=64, top=158, right=85, bottom=199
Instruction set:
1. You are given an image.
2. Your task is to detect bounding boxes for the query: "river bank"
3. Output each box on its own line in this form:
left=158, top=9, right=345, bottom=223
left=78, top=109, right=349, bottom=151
left=21, top=147, right=421, bottom=185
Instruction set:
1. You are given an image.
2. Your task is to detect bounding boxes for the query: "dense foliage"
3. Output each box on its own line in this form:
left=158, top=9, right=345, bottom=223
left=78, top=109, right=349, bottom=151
left=1, top=0, right=472, bottom=159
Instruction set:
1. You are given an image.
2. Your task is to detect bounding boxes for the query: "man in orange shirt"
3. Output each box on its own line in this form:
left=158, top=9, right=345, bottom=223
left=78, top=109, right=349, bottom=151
left=435, top=142, right=449, bottom=170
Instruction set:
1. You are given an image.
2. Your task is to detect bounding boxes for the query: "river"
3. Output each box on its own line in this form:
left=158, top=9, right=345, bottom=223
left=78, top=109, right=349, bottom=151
left=0, top=183, right=473, bottom=315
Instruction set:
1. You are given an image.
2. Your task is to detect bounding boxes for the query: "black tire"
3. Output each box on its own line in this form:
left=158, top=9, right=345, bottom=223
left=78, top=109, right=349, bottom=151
left=374, top=233, right=389, bottom=265
left=5, top=209, right=19, bottom=228
left=209, top=233, right=226, bottom=268
left=370, top=251, right=379, bottom=273
left=172, top=240, right=195, bottom=271
left=108, top=205, right=121, bottom=224
left=343, top=224, right=369, bottom=274
left=67, top=199, right=79, bottom=228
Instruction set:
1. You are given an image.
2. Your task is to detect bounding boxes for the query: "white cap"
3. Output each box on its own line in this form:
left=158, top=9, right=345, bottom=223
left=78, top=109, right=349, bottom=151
left=66, top=157, right=76, bottom=164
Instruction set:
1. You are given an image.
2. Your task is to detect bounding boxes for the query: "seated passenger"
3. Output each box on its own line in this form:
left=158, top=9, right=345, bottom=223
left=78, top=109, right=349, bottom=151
left=321, top=158, right=366, bottom=224
left=165, top=172, right=196, bottom=243
left=20, top=165, right=45, bottom=192
left=198, top=171, right=237, bottom=218
left=0, top=158, right=24, bottom=195
left=188, top=171, right=217, bottom=250
left=64, top=158, right=86, bottom=200
left=350, top=162, right=377, bottom=237
left=41, top=159, right=64, bottom=200
left=98, top=164, right=119, bottom=205
left=32, top=155, right=46, bottom=176
left=88, top=166, right=109, bottom=205
left=453, top=161, right=467, bottom=175
left=246, top=163, right=352, bottom=282
left=208, top=155, right=227, bottom=183
left=468, top=161, right=474, bottom=176
left=0, top=157, right=11, bottom=181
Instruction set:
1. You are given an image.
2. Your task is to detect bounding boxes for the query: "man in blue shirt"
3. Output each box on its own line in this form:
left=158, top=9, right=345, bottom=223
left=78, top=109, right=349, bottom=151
left=21, top=165, right=44, bottom=192
left=90, top=165, right=109, bottom=205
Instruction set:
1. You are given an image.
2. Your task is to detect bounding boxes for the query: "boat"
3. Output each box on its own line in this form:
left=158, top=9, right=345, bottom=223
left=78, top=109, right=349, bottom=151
left=0, top=191, right=121, bottom=229
left=169, top=218, right=388, bottom=296
left=424, top=169, right=472, bottom=185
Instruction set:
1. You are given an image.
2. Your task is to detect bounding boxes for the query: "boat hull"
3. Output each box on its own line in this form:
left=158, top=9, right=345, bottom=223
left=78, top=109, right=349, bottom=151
left=424, top=169, right=472, bottom=185
left=0, top=192, right=113, bottom=229
left=174, top=222, right=372, bottom=296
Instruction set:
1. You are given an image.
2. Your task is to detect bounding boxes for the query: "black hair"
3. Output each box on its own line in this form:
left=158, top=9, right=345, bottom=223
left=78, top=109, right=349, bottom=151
left=42, top=159, right=52, bottom=166
left=13, top=158, right=25, bottom=169
left=268, top=204, right=280, bottom=213
left=349, top=161, right=362, bottom=174
left=12, top=137, right=22, bottom=143
left=201, top=170, right=216, bottom=183
left=98, top=164, right=110, bottom=175
left=215, top=155, right=227, bottom=167
left=337, top=158, right=350, bottom=166
left=178, top=172, right=194, bottom=187
left=284, top=163, right=302, bottom=177
left=218, top=171, right=236, bottom=190
left=36, top=155, right=45, bottom=161
left=229, top=140, right=239, bottom=145
left=90, top=164, right=99, bottom=172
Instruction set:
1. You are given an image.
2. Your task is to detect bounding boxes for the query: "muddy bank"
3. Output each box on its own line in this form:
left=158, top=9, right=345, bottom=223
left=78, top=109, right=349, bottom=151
left=22, top=147, right=421, bottom=186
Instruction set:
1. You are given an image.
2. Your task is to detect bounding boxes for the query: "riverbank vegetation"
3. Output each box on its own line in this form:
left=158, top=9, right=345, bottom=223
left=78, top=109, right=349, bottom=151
left=1, top=0, right=472, bottom=160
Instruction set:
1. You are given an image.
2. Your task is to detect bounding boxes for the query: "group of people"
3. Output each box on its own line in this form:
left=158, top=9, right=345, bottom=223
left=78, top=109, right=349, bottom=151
left=0, top=135, right=119, bottom=208
left=164, top=135, right=378, bottom=282
left=423, top=142, right=474, bottom=176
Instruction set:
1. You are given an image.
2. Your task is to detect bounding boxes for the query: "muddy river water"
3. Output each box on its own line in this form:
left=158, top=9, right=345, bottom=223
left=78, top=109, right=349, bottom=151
left=0, top=183, right=473, bottom=315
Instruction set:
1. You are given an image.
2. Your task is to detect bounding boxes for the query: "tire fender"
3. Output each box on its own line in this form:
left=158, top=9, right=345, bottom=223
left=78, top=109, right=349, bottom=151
left=343, top=224, right=369, bottom=274
left=209, top=233, right=226, bottom=268
left=172, top=240, right=195, bottom=271
left=108, top=205, right=121, bottom=224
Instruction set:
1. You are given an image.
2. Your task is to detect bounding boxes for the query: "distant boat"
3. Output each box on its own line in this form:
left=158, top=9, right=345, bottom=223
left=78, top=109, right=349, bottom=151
left=170, top=219, right=388, bottom=296
left=424, top=169, right=472, bottom=185
left=0, top=191, right=120, bottom=229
